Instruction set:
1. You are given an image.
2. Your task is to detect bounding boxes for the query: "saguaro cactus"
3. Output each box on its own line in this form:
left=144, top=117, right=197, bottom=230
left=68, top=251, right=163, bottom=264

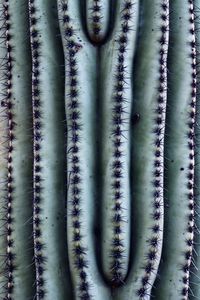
left=0, top=0, right=200, bottom=300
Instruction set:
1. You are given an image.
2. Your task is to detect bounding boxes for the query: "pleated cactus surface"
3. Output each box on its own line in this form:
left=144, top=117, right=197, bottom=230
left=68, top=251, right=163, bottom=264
left=0, top=0, right=200, bottom=300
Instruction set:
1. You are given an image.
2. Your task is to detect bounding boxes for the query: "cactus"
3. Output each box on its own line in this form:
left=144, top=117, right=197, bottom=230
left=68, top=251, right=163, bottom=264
left=0, top=0, right=200, bottom=300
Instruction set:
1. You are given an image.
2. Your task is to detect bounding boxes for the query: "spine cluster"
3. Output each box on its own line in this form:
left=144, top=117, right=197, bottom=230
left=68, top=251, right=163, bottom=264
left=90, top=0, right=102, bottom=37
left=110, top=0, right=134, bottom=286
left=182, top=1, right=196, bottom=298
left=61, top=2, right=92, bottom=299
left=3, top=0, right=15, bottom=298
left=29, top=1, right=45, bottom=298
left=136, top=1, right=169, bottom=298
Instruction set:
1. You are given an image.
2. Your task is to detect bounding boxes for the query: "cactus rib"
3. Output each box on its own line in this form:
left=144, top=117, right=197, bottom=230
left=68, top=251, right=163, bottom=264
left=0, top=1, right=9, bottom=296
left=29, top=0, right=72, bottom=299
left=86, top=0, right=111, bottom=43
left=29, top=2, right=45, bottom=296
left=154, top=0, right=196, bottom=298
left=0, top=1, right=12, bottom=297
left=134, top=2, right=169, bottom=298
left=4, top=1, right=14, bottom=296
left=1, top=0, right=35, bottom=298
left=113, top=1, right=169, bottom=299
left=100, top=0, right=139, bottom=286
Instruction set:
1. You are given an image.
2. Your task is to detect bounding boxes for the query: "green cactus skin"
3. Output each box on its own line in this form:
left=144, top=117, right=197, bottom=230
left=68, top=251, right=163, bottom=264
left=0, top=0, right=35, bottom=299
left=0, top=2, right=199, bottom=300
left=154, top=0, right=196, bottom=299
left=112, top=0, right=168, bottom=298
left=100, top=0, right=139, bottom=286
left=86, top=0, right=111, bottom=43
left=58, top=1, right=111, bottom=299
left=190, top=1, right=200, bottom=298
left=29, top=1, right=72, bottom=299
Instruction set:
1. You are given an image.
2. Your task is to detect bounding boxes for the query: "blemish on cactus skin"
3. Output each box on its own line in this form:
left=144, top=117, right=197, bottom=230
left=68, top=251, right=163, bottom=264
left=132, top=113, right=140, bottom=125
